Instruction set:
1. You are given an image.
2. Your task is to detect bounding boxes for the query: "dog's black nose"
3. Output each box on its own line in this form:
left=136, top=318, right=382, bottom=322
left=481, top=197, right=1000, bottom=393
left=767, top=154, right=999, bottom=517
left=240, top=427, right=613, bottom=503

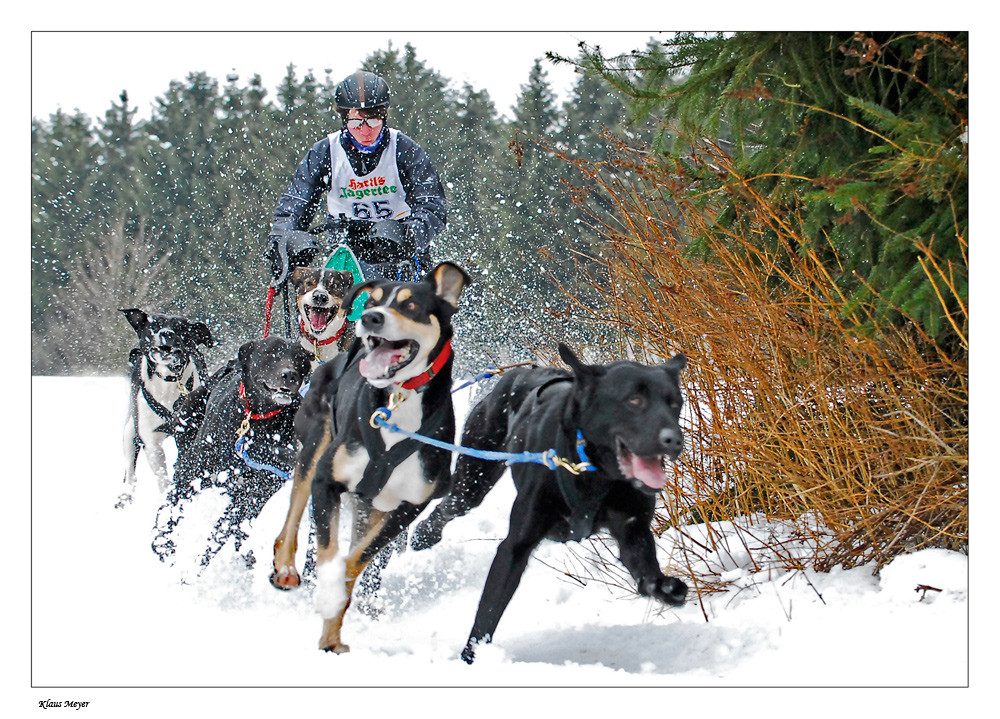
left=312, top=290, right=330, bottom=305
left=659, top=427, right=683, bottom=454
left=361, top=311, right=385, bottom=332
left=280, top=369, right=301, bottom=387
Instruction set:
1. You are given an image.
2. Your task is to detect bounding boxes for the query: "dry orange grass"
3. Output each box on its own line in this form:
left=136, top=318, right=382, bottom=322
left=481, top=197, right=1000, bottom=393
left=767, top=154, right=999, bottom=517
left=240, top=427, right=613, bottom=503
left=545, top=136, right=967, bottom=595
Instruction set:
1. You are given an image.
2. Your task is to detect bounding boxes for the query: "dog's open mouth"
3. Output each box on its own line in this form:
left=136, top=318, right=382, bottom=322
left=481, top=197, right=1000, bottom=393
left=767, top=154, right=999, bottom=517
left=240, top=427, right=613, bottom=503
left=359, top=336, right=418, bottom=380
left=264, top=382, right=297, bottom=406
left=615, top=437, right=669, bottom=492
left=304, top=305, right=333, bottom=333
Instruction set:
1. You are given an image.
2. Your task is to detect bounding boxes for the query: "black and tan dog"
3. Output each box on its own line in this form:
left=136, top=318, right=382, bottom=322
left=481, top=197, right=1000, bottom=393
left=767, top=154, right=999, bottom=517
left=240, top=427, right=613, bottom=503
left=152, top=336, right=312, bottom=568
left=270, top=261, right=469, bottom=654
left=291, top=267, right=356, bottom=367
left=119, top=308, right=213, bottom=508
left=413, top=343, right=690, bottom=663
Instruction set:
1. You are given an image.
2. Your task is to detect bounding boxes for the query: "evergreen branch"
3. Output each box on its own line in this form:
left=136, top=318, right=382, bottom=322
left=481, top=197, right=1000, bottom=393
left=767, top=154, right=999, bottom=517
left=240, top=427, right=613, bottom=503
left=772, top=97, right=905, bottom=153
left=916, top=255, right=967, bottom=350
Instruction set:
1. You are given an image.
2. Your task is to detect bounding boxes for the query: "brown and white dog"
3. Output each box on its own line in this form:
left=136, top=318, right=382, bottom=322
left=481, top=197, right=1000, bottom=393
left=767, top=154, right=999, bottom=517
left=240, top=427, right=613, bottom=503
left=291, top=267, right=355, bottom=367
left=270, top=261, right=469, bottom=654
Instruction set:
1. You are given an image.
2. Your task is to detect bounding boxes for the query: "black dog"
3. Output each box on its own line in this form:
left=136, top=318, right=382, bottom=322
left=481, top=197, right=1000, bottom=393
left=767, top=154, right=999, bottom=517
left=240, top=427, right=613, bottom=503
left=415, top=343, right=689, bottom=664
left=119, top=308, right=213, bottom=508
left=271, top=262, right=469, bottom=654
left=152, top=336, right=312, bottom=569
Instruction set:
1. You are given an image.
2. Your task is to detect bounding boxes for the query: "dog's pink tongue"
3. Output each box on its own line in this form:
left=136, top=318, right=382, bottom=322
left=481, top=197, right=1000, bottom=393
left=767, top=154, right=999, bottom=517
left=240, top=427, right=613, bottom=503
left=360, top=346, right=403, bottom=380
left=626, top=454, right=667, bottom=489
left=308, top=308, right=329, bottom=331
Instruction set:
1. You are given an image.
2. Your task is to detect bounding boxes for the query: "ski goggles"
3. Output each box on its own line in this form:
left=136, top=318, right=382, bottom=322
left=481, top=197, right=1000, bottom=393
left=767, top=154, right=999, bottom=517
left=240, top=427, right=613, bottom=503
left=345, top=117, right=384, bottom=130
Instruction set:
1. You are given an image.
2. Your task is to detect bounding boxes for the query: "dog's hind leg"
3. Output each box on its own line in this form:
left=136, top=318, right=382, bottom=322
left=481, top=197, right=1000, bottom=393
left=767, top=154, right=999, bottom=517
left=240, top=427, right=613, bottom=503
left=461, top=482, right=557, bottom=664
left=118, top=421, right=141, bottom=509
left=348, top=499, right=424, bottom=617
left=412, top=454, right=507, bottom=550
left=349, top=500, right=418, bottom=614
left=144, top=433, right=172, bottom=494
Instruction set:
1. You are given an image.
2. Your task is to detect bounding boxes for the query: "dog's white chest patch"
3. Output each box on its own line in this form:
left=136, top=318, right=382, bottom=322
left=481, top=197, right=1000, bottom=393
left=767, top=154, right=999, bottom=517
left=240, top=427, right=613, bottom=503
left=372, top=453, right=432, bottom=511
left=336, top=394, right=435, bottom=511
left=373, top=395, right=433, bottom=510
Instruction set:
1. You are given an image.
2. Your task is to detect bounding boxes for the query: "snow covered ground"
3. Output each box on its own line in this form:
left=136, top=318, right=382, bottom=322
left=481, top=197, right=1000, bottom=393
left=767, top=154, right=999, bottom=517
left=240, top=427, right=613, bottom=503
left=18, top=376, right=974, bottom=716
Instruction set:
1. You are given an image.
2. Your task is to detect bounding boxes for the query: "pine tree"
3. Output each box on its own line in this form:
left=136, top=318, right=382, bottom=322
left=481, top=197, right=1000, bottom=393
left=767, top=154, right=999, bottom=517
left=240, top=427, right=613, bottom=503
left=31, top=110, right=102, bottom=372
left=364, top=42, right=458, bottom=173
left=582, top=31, right=968, bottom=352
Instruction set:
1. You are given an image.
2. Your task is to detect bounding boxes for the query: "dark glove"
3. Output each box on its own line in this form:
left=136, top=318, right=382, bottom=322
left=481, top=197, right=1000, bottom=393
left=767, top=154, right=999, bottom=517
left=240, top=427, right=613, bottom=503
left=377, top=220, right=415, bottom=251
left=266, top=230, right=322, bottom=288
left=267, top=235, right=288, bottom=287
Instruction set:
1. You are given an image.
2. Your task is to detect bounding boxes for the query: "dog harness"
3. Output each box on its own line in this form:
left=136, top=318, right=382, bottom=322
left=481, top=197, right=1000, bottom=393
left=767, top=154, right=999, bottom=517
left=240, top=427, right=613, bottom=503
left=130, top=352, right=197, bottom=440
left=234, top=382, right=295, bottom=481
left=352, top=338, right=455, bottom=498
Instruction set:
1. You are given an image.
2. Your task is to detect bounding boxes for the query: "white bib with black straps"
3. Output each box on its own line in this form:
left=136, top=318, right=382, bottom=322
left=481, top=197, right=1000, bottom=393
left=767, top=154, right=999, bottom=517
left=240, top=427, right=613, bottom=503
left=326, top=129, right=413, bottom=222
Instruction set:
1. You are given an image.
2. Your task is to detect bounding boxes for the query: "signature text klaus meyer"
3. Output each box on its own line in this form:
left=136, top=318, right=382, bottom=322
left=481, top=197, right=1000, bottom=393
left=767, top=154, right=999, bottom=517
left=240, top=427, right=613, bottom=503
left=38, top=700, right=89, bottom=710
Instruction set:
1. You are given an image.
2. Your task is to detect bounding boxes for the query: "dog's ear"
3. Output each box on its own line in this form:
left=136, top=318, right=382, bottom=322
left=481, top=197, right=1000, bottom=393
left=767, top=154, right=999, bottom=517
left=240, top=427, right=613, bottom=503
left=558, top=343, right=604, bottom=382
left=661, top=353, right=687, bottom=376
left=294, top=344, right=313, bottom=374
left=427, top=261, right=470, bottom=308
left=237, top=341, right=255, bottom=369
left=334, top=270, right=356, bottom=290
left=121, top=308, right=149, bottom=336
left=191, top=321, right=214, bottom=347
left=290, top=267, right=310, bottom=287
left=341, top=280, right=380, bottom=313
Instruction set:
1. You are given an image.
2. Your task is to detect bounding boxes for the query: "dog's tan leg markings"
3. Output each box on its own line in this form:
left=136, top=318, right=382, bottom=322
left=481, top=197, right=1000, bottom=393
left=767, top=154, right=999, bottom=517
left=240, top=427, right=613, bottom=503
left=272, top=418, right=331, bottom=589
left=315, top=505, right=389, bottom=654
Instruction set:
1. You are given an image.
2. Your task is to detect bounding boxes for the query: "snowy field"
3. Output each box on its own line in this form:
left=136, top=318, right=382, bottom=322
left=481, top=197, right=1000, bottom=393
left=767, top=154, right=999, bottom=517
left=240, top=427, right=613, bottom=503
left=21, top=376, right=974, bottom=716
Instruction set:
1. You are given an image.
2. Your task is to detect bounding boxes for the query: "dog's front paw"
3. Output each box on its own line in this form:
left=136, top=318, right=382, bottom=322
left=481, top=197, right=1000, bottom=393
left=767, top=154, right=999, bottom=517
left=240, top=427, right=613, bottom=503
left=320, top=642, right=351, bottom=654
left=640, top=575, right=688, bottom=607
left=269, top=565, right=301, bottom=590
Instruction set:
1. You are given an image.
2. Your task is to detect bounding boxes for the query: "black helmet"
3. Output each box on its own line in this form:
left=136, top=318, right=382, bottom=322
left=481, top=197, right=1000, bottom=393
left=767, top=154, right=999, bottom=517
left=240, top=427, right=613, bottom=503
left=335, top=71, right=391, bottom=112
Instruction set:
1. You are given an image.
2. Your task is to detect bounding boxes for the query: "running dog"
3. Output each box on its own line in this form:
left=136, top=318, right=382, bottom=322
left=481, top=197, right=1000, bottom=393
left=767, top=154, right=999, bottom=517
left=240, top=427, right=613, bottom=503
left=152, top=336, right=312, bottom=569
left=270, top=261, right=469, bottom=654
left=291, top=267, right=356, bottom=367
left=118, top=308, right=213, bottom=508
left=413, top=343, right=690, bottom=664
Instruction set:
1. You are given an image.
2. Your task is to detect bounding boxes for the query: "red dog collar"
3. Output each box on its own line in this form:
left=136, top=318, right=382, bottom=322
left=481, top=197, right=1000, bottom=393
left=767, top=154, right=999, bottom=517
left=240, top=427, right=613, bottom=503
left=400, top=338, right=452, bottom=391
left=300, top=318, right=345, bottom=347
left=239, top=382, right=285, bottom=420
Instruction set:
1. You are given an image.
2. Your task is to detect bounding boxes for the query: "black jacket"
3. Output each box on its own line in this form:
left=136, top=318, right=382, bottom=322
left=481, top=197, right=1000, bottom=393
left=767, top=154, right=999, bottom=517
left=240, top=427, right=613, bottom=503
left=272, top=129, right=447, bottom=253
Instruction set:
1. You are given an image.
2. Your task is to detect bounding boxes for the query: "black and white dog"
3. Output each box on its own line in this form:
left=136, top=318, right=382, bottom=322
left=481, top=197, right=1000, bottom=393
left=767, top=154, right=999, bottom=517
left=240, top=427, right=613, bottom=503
left=413, top=343, right=690, bottom=663
left=119, top=308, right=213, bottom=508
left=270, top=262, right=469, bottom=654
left=152, top=336, right=312, bottom=569
left=291, top=267, right=356, bottom=367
